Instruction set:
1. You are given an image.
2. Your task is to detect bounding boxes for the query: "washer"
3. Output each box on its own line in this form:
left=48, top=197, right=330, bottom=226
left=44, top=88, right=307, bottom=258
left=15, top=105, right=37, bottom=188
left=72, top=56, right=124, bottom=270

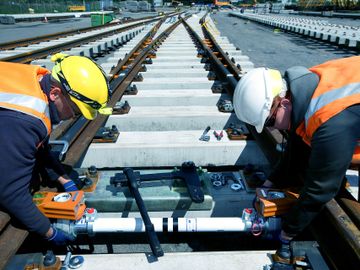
left=69, top=256, right=84, bottom=269
left=230, top=183, right=242, bottom=191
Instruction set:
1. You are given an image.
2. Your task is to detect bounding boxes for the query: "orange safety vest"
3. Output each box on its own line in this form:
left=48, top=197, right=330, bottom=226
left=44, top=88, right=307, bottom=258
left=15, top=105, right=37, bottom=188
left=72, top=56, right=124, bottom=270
left=0, top=62, right=51, bottom=134
left=296, top=56, right=360, bottom=145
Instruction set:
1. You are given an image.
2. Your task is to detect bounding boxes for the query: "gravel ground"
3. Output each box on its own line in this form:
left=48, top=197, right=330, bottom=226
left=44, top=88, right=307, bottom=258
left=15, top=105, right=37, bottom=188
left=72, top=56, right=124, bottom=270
left=211, top=12, right=358, bottom=74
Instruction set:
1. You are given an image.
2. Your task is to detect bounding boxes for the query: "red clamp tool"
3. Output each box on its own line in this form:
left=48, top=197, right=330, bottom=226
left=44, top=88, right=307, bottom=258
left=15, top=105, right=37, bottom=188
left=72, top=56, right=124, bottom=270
left=213, top=130, right=223, bottom=141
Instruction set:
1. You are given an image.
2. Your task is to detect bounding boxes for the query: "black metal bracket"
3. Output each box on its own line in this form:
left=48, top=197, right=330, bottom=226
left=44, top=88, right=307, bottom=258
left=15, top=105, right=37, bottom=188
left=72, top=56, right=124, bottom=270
left=48, top=140, right=69, bottom=161
left=270, top=241, right=330, bottom=270
left=124, top=84, right=138, bottom=95
left=92, top=125, right=119, bottom=143
left=123, top=168, right=164, bottom=258
left=110, top=161, right=204, bottom=203
left=292, top=241, right=330, bottom=270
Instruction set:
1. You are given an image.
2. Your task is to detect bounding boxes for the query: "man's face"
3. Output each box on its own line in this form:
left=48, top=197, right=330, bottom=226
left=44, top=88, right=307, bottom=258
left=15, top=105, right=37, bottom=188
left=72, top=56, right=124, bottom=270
left=49, top=86, right=81, bottom=120
left=264, top=96, right=282, bottom=128
left=264, top=96, right=292, bottom=130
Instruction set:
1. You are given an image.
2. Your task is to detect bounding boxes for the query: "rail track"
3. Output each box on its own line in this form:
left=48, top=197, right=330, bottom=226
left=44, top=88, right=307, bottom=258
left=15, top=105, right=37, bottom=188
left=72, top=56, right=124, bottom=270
left=0, top=15, right=154, bottom=51
left=0, top=10, right=359, bottom=270
left=0, top=14, right=174, bottom=63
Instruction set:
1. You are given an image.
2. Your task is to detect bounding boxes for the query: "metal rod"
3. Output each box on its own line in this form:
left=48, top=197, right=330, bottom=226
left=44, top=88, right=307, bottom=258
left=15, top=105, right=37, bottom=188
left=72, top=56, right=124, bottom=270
left=124, top=168, right=164, bottom=257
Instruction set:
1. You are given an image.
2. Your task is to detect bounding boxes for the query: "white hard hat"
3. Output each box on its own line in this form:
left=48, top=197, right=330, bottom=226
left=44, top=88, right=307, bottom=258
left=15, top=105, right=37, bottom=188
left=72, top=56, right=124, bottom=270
left=233, top=68, right=283, bottom=133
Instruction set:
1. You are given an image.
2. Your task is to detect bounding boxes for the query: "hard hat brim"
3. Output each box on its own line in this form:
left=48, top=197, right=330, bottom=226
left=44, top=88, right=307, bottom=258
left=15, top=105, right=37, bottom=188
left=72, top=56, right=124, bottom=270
left=255, top=123, right=265, bottom=133
left=255, top=104, right=272, bottom=133
left=69, top=96, right=97, bottom=120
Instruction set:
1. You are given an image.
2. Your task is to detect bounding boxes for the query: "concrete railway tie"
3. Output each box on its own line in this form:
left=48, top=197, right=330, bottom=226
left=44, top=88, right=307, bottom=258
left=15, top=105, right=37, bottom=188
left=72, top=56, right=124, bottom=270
left=80, top=20, right=266, bottom=168
left=230, top=12, right=360, bottom=50
left=28, top=25, right=151, bottom=71
left=203, top=15, right=254, bottom=72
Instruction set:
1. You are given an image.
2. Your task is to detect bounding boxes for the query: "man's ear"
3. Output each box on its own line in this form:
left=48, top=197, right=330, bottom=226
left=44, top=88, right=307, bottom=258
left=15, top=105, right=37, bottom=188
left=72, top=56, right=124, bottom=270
left=280, top=98, right=291, bottom=108
left=49, top=87, right=62, bottom=102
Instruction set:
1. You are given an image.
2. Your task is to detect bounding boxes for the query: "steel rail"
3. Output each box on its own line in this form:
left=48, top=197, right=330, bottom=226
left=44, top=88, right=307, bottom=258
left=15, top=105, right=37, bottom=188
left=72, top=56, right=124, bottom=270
left=182, top=21, right=237, bottom=91
left=0, top=220, right=28, bottom=270
left=310, top=199, right=360, bottom=270
left=199, top=17, right=243, bottom=81
left=31, top=14, right=182, bottom=145
left=50, top=15, right=183, bottom=154
left=49, top=15, right=182, bottom=144
left=62, top=18, right=183, bottom=167
left=53, top=12, right=359, bottom=267
left=1, top=17, right=163, bottom=64
left=183, top=17, right=284, bottom=165
left=196, top=12, right=360, bottom=268
left=0, top=16, right=178, bottom=269
left=50, top=20, right=162, bottom=156
left=1, top=11, right=357, bottom=268
left=0, top=15, right=163, bottom=51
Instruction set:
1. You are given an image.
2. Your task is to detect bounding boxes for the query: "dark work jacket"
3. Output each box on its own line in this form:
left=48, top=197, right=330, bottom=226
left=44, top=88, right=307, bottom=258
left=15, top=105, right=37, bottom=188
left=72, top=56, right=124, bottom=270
left=0, top=74, right=65, bottom=235
left=269, top=66, right=360, bottom=235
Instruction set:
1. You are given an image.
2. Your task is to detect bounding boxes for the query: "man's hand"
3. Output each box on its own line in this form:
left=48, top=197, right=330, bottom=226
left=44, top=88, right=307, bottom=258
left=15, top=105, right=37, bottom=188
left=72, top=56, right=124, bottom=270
left=262, top=180, right=274, bottom=188
left=63, top=180, right=78, bottom=192
left=58, top=176, right=78, bottom=192
left=46, top=226, right=75, bottom=246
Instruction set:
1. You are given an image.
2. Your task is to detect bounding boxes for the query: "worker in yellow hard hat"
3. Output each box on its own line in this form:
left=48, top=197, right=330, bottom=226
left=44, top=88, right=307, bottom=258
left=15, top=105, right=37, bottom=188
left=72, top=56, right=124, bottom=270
left=0, top=53, right=112, bottom=246
left=51, top=53, right=112, bottom=120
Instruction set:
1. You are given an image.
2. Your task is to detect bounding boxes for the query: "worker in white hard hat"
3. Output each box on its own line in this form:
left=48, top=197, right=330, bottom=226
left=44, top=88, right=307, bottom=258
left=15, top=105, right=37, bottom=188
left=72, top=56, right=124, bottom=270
left=0, top=53, right=112, bottom=246
left=233, top=56, right=360, bottom=264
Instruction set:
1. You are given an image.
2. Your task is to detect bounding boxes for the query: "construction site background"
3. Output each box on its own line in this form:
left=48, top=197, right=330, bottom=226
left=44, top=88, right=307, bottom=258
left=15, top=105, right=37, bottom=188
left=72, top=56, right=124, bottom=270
left=295, top=0, right=360, bottom=11
left=236, top=0, right=360, bottom=11
left=0, top=0, right=110, bottom=14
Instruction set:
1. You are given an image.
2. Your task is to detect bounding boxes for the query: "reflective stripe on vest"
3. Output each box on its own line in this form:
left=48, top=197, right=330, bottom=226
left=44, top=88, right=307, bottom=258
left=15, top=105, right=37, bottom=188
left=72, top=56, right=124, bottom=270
left=0, top=62, right=51, bottom=134
left=296, top=56, right=360, bottom=145
left=305, top=82, right=360, bottom=129
left=0, top=92, right=50, bottom=130
left=0, top=92, right=48, bottom=114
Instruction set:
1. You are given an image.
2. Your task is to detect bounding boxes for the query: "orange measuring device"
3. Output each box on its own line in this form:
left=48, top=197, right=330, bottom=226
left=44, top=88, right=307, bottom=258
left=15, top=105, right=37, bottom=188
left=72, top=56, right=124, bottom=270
left=254, top=188, right=300, bottom=217
left=33, top=191, right=86, bottom=220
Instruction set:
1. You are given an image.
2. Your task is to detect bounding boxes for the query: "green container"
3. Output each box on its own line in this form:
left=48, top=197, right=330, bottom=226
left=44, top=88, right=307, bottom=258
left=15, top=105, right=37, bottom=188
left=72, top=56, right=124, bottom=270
left=91, top=13, right=113, bottom=26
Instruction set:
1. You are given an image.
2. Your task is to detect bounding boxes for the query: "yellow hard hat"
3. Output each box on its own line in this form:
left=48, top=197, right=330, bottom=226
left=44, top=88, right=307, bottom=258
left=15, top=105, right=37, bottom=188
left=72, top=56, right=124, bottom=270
left=51, top=53, right=112, bottom=120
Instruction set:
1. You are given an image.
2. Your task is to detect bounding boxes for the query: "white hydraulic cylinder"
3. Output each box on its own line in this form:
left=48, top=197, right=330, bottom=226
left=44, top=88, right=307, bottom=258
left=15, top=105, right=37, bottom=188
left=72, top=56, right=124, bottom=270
left=90, top=217, right=248, bottom=233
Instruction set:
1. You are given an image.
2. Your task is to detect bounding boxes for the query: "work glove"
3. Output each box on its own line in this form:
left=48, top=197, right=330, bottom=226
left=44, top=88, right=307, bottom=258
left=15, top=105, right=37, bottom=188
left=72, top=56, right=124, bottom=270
left=252, top=181, right=273, bottom=208
left=47, top=226, right=75, bottom=246
left=63, top=180, right=78, bottom=192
